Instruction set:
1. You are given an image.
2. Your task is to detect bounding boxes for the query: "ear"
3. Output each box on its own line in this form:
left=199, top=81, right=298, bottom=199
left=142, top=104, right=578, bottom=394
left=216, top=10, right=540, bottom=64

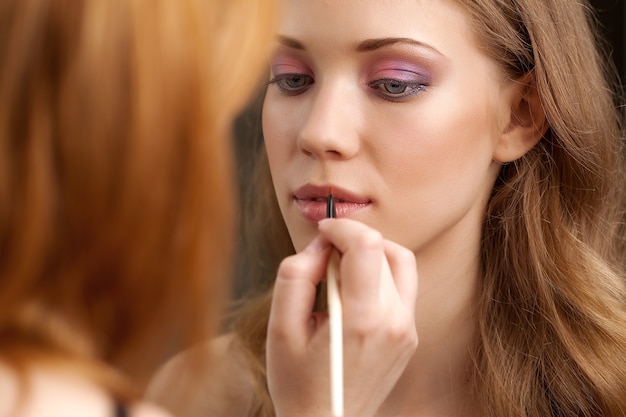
left=493, top=72, right=548, bottom=163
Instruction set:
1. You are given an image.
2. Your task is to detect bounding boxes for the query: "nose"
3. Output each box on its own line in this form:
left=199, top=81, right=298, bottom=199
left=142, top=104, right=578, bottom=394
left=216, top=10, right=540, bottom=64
left=297, top=80, right=360, bottom=160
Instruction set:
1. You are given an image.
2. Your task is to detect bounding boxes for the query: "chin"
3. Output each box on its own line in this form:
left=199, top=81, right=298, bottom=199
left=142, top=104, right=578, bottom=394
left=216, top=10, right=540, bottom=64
left=288, top=229, right=314, bottom=253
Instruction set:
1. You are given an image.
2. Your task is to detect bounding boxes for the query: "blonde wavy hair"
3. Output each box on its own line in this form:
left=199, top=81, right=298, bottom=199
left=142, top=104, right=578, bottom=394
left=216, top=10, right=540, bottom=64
left=232, top=0, right=626, bottom=416
left=0, top=0, right=275, bottom=403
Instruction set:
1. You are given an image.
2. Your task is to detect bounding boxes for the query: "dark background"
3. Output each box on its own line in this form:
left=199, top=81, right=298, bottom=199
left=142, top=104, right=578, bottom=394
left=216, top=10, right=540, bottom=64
left=592, top=0, right=625, bottom=84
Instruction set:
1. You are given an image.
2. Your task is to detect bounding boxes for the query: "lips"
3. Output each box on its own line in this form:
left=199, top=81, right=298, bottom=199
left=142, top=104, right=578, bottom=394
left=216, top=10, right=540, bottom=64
left=293, top=184, right=371, bottom=222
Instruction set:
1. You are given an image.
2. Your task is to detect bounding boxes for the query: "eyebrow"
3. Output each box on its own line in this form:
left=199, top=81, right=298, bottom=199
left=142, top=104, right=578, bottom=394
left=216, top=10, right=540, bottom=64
left=276, top=35, right=443, bottom=56
left=357, top=37, right=441, bottom=56
left=277, top=35, right=305, bottom=50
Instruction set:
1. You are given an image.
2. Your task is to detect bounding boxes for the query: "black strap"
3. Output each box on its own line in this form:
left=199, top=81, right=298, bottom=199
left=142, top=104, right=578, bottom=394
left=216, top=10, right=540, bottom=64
left=114, top=401, right=129, bottom=417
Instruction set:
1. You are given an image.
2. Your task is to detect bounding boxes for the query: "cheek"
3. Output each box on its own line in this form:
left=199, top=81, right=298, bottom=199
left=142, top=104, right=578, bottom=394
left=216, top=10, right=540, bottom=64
left=369, top=98, right=500, bottom=250
left=380, top=103, right=496, bottom=188
left=262, top=98, right=292, bottom=173
left=373, top=91, right=501, bottom=232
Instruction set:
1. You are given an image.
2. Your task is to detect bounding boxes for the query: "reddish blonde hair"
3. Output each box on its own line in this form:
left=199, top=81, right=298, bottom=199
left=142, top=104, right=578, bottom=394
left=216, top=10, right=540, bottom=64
left=0, top=0, right=275, bottom=399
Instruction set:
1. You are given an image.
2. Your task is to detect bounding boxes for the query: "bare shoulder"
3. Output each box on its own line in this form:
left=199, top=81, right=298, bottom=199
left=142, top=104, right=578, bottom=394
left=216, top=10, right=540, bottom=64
left=146, top=333, right=256, bottom=417
left=0, top=362, right=172, bottom=417
left=130, top=402, right=172, bottom=417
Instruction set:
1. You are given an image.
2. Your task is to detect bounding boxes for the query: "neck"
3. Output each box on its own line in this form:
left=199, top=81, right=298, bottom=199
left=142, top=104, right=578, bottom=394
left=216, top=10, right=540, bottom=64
left=380, top=220, right=482, bottom=416
left=382, top=287, right=478, bottom=416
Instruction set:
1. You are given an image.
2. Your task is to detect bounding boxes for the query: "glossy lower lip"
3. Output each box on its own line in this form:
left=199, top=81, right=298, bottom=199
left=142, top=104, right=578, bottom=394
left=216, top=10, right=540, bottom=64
left=294, top=198, right=370, bottom=222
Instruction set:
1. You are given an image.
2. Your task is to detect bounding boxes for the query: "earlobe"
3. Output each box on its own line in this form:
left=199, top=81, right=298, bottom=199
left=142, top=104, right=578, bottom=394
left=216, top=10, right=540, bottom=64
left=493, top=72, right=548, bottom=163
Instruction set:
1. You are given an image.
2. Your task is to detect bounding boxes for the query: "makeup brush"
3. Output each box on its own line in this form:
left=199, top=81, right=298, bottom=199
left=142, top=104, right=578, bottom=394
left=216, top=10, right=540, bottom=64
left=326, top=188, right=343, bottom=417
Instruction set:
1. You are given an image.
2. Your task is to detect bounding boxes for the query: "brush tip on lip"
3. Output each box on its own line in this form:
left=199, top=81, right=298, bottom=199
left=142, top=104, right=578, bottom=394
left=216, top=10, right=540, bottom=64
left=326, top=190, right=336, bottom=219
left=293, top=184, right=369, bottom=204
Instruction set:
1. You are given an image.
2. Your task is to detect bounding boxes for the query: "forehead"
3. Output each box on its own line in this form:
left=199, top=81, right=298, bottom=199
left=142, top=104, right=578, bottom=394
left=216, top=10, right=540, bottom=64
left=277, top=0, right=478, bottom=56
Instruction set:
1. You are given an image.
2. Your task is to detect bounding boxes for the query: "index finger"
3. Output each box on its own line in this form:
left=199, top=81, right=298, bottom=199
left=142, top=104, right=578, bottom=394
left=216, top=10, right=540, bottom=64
left=268, top=235, right=330, bottom=348
left=318, top=218, right=387, bottom=308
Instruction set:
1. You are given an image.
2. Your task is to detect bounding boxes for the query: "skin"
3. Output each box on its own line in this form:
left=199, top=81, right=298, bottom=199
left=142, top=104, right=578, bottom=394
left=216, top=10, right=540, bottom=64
left=263, top=0, right=544, bottom=416
left=0, top=363, right=172, bottom=417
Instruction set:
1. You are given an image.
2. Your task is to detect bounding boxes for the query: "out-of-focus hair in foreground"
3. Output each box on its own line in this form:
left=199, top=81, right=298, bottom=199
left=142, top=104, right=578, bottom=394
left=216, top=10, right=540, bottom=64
left=0, top=0, right=275, bottom=413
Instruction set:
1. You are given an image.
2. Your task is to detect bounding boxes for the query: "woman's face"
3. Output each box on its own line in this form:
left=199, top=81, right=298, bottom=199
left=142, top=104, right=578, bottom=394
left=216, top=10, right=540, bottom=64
left=263, top=0, right=512, bottom=255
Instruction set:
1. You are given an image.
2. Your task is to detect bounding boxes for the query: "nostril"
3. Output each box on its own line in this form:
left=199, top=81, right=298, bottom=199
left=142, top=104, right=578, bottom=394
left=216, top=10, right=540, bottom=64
left=299, top=147, right=315, bottom=158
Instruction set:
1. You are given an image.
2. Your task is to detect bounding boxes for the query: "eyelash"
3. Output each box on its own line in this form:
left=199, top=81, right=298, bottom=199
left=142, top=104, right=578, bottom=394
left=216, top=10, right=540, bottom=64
left=268, top=73, right=428, bottom=101
left=268, top=73, right=315, bottom=96
left=367, top=78, right=427, bottom=101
